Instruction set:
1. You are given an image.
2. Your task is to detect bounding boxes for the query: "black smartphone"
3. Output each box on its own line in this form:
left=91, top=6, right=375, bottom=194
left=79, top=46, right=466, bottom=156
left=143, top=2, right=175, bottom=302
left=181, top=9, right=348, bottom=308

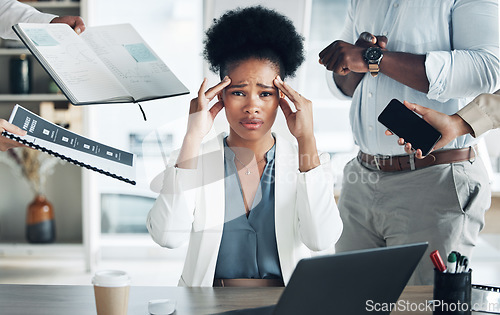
left=378, top=99, right=442, bottom=156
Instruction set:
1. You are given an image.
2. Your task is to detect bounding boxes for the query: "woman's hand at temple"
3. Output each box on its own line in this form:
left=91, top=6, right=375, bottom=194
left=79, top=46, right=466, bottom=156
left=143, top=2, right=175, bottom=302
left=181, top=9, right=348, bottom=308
left=176, top=77, right=231, bottom=169
left=274, top=76, right=320, bottom=172
left=273, top=76, right=314, bottom=141
left=185, top=76, right=231, bottom=141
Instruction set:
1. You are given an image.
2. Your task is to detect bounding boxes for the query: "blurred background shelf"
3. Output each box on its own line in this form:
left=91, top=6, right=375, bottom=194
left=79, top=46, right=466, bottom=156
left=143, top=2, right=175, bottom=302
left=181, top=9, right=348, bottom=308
left=0, top=94, right=68, bottom=102
left=25, top=1, right=81, bottom=10
left=0, top=243, right=84, bottom=258
left=0, top=48, right=30, bottom=56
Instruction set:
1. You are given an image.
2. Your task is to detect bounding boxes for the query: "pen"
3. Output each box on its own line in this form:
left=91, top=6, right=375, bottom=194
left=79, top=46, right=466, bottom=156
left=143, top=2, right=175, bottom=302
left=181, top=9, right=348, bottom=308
left=459, top=256, right=469, bottom=273
left=452, top=251, right=461, bottom=272
left=447, top=252, right=457, bottom=273
left=430, top=250, right=447, bottom=273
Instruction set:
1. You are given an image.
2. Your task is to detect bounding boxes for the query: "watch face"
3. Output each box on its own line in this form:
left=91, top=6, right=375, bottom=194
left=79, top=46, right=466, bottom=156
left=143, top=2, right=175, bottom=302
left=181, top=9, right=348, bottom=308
left=365, top=47, right=382, bottom=61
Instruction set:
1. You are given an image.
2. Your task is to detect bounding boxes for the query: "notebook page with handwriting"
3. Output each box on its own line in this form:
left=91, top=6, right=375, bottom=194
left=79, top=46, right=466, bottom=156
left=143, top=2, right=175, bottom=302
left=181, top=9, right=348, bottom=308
left=80, top=23, right=189, bottom=102
left=14, top=23, right=131, bottom=104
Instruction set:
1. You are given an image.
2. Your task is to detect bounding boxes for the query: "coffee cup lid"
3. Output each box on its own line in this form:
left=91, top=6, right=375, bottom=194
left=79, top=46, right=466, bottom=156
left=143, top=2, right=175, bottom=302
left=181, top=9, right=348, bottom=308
left=92, top=270, right=131, bottom=287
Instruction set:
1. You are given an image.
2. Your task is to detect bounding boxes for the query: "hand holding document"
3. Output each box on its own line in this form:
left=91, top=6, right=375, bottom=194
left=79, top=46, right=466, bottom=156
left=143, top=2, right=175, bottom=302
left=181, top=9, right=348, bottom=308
left=2, top=105, right=136, bottom=185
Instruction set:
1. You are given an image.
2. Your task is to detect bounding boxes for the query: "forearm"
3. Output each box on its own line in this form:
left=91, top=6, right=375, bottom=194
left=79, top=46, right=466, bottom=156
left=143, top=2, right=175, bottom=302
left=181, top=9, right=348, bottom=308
left=333, top=50, right=429, bottom=96
left=176, top=134, right=203, bottom=169
left=450, top=114, right=474, bottom=137
left=333, top=72, right=365, bottom=97
left=297, top=136, right=320, bottom=172
left=380, top=51, right=429, bottom=93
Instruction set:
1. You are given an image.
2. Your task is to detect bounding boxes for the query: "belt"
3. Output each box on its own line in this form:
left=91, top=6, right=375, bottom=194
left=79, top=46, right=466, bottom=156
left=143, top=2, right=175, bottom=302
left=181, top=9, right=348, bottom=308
left=213, top=278, right=285, bottom=287
left=357, top=146, right=477, bottom=172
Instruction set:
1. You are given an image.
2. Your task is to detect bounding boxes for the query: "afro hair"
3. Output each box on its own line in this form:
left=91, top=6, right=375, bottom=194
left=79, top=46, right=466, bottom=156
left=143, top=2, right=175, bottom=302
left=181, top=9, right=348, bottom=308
left=203, top=6, right=305, bottom=79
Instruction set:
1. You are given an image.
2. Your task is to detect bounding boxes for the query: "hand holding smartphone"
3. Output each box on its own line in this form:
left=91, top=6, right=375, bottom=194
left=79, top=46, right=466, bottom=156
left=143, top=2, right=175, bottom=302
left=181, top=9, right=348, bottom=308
left=378, top=99, right=442, bottom=156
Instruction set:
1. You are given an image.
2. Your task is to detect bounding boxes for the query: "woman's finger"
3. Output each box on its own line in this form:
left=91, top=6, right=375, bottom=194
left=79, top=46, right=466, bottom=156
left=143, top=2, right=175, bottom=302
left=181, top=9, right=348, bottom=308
left=205, top=76, right=231, bottom=100
left=403, top=100, right=428, bottom=116
left=278, top=97, right=294, bottom=118
left=415, top=149, right=424, bottom=159
left=0, top=119, right=26, bottom=136
left=209, top=100, right=224, bottom=120
left=274, top=76, right=303, bottom=105
left=198, top=78, right=208, bottom=100
left=404, top=142, right=412, bottom=153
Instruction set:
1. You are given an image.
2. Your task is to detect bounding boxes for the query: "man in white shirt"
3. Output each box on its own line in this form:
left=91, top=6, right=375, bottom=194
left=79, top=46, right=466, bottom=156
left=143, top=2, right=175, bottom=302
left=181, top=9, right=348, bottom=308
left=0, top=0, right=84, bottom=39
left=0, top=0, right=85, bottom=151
left=319, top=0, right=499, bottom=285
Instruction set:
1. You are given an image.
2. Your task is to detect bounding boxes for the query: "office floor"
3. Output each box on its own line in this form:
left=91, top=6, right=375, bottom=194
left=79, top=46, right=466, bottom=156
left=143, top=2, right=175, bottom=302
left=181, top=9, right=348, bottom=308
left=1, top=234, right=499, bottom=287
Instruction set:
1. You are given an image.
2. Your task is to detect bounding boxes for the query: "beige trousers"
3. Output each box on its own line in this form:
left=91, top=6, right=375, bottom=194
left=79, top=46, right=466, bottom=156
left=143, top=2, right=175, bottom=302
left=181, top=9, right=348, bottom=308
left=336, top=155, right=491, bottom=285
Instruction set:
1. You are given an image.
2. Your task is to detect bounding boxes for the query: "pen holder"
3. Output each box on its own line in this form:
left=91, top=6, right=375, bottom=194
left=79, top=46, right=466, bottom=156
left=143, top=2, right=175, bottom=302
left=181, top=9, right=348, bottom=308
left=433, top=268, right=471, bottom=315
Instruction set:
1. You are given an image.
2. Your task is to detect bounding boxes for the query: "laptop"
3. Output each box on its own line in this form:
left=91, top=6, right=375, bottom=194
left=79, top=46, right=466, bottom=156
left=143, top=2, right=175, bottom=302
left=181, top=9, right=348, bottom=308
left=213, top=242, right=428, bottom=315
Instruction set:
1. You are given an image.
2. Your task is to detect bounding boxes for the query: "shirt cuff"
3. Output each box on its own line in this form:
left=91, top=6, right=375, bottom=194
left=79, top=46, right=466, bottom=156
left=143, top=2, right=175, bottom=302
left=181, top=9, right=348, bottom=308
left=150, top=166, right=199, bottom=194
left=28, top=13, right=58, bottom=24
left=456, top=100, right=493, bottom=137
left=298, top=153, right=334, bottom=184
left=325, top=69, right=352, bottom=101
left=425, top=51, right=452, bottom=101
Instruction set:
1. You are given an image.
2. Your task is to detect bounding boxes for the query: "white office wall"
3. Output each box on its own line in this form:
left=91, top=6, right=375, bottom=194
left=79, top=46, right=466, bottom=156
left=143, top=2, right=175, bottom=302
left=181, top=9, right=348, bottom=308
left=84, top=1, right=203, bottom=262
left=82, top=0, right=500, bottom=260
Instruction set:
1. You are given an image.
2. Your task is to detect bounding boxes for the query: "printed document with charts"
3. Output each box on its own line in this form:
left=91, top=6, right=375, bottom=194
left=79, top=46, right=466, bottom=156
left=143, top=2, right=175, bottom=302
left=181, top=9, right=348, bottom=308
left=12, top=23, right=189, bottom=105
left=2, top=104, right=136, bottom=185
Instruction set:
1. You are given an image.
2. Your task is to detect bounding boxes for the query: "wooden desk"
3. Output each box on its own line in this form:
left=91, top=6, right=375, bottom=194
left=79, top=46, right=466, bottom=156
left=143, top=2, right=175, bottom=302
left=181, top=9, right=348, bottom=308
left=1, top=285, right=281, bottom=315
left=0, top=284, right=480, bottom=314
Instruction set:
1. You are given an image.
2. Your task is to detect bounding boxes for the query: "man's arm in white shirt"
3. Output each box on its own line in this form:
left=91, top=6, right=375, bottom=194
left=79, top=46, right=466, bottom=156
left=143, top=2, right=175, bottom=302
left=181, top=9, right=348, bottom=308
left=0, top=0, right=56, bottom=40
left=426, top=0, right=499, bottom=101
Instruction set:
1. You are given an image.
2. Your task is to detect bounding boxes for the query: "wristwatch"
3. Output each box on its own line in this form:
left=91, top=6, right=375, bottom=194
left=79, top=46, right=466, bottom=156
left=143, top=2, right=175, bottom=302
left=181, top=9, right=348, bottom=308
left=363, top=47, right=383, bottom=77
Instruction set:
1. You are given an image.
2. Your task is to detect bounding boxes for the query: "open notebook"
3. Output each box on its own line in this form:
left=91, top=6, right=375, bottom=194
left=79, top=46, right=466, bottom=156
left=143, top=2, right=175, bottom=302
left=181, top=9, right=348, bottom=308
left=13, top=23, right=189, bottom=106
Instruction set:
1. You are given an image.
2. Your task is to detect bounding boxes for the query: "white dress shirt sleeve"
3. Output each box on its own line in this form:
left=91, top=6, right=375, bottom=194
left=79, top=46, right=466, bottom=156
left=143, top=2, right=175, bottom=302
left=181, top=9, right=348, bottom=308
left=0, top=0, right=57, bottom=40
left=425, top=0, right=499, bottom=101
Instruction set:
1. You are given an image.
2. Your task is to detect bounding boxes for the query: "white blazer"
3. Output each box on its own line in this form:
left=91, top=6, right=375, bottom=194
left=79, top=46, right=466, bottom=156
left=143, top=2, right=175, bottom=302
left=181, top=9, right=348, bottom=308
left=147, top=132, right=342, bottom=287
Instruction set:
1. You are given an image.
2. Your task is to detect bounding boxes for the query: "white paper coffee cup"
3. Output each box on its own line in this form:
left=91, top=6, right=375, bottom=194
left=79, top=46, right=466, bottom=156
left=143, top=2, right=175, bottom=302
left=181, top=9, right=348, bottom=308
left=92, top=270, right=131, bottom=315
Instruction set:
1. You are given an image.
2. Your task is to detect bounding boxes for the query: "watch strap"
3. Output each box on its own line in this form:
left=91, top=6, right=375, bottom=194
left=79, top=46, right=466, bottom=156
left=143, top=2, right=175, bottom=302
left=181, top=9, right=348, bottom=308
left=368, top=63, right=379, bottom=77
